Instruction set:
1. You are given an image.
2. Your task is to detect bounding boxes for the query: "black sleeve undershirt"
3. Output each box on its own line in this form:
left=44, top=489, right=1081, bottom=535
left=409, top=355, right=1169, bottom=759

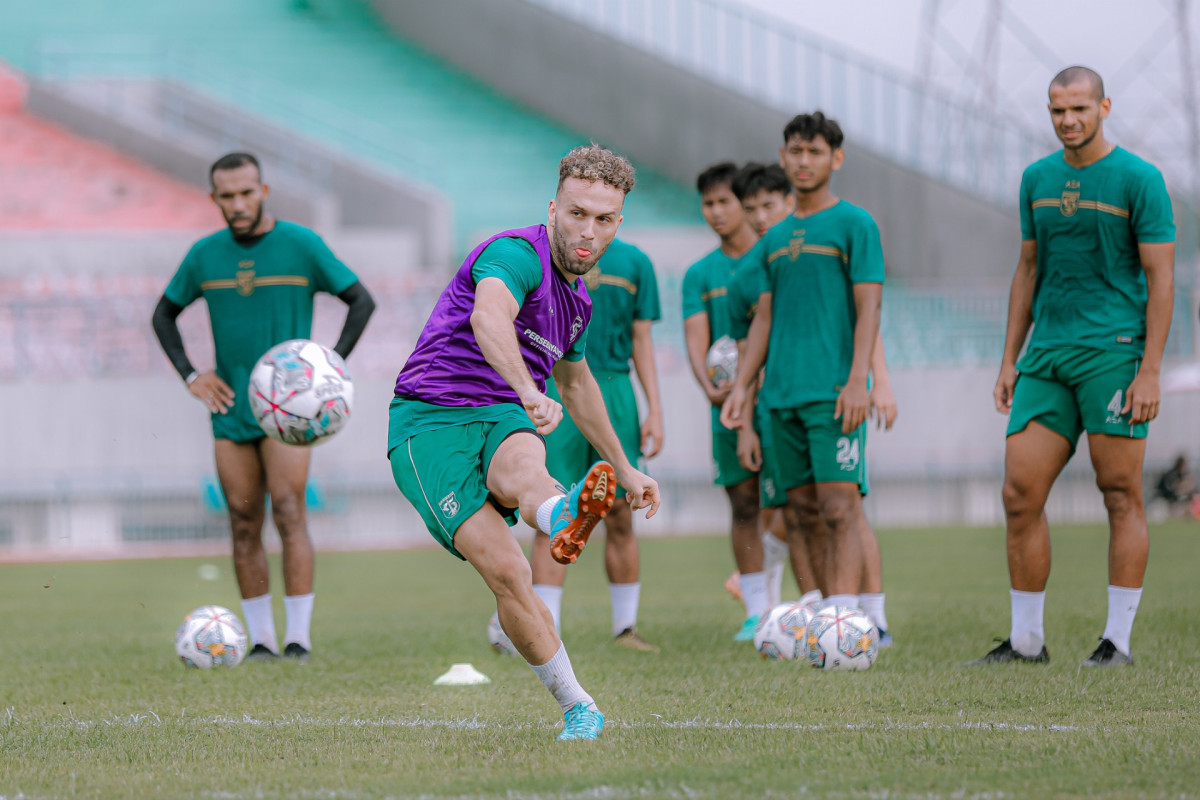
left=151, top=281, right=374, bottom=380
left=333, top=280, right=376, bottom=359
left=150, top=296, right=195, bottom=381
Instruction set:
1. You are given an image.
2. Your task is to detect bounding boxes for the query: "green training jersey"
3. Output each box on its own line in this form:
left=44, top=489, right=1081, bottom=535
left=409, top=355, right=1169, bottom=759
left=683, top=245, right=749, bottom=431
left=580, top=238, right=660, bottom=374
left=745, top=200, right=885, bottom=408
left=1019, top=147, right=1174, bottom=354
left=164, top=220, right=360, bottom=441
left=727, top=244, right=770, bottom=341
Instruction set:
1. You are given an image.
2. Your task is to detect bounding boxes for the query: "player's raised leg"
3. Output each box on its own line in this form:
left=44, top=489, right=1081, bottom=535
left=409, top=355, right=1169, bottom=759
left=262, top=437, right=315, bottom=663
left=965, top=421, right=1070, bottom=665
left=1084, top=433, right=1148, bottom=666
left=485, top=431, right=611, bottom=739
left=214, top=439, right=279, bottom=660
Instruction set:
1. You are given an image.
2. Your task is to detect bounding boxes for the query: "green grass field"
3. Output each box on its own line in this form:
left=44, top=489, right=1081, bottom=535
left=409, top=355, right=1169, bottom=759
left=2, top=522, right=1199, bottom=799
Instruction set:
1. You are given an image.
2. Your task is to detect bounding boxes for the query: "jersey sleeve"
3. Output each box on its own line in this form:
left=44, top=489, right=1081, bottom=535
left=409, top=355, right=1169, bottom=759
left=848, top=213, right=886, bottom=284
left=471, top=238, right=543, bottom=306
left=681, top=260, right=708, bottom=320
left=728, top=256, right=767, bottom=340
left=633, top=249, right=661, bottom=322
left=564, top=320, right=588, bottom=362
left=1019, top=167, right=1036, bottom=241
left=1130, top=166, right=1176, bottom=243
left=305, top=230, right=360, bottom=295
left=163, top=244, right=203, bottom=307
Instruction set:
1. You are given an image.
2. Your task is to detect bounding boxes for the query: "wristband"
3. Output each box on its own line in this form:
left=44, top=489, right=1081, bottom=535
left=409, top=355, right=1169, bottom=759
left=185, top=371, right=200, bottom=386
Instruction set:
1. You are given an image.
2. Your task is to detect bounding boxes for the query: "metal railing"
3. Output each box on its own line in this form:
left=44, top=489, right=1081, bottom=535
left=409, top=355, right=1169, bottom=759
left=522, top=0, right=1059, bottom=207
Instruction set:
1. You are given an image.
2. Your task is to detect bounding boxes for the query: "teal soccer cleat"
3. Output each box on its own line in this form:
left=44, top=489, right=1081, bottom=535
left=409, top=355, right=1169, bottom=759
left=557, top=702, right=605, bottom=741
left=734, top=614, right=761, bottom=642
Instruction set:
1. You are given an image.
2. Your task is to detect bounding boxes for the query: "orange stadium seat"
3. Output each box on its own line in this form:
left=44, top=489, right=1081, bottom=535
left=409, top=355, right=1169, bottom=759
left=0, top=63, right=216, bottom=231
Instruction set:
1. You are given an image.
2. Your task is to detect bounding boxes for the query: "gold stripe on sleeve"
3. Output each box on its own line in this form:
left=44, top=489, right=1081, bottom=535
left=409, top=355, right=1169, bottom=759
left=596, top=274, right=637, bottom=294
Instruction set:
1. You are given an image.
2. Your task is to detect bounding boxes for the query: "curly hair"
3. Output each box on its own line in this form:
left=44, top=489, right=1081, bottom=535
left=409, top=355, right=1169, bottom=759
left=557, top=144, right=637, bottom=195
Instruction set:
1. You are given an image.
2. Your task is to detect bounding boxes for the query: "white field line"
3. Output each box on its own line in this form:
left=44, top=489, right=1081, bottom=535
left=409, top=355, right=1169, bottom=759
left=1, top=708, right=1100, bottom=734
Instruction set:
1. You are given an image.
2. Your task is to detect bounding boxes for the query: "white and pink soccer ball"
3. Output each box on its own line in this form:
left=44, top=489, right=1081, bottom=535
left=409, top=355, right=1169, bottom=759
left=174, top=605, right=248, bottom=669
left=754, top=602, right=817, bottom=661
left=803, top=606, right=879, bottom=671
left=249, top=339, right=354, bottom=447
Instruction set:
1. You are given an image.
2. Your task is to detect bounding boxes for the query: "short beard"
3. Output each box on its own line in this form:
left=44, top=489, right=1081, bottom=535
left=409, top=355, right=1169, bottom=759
left=1060, top=125, right=1098, bottom=152
left=550, top=227, right=594, bottom=277
left=226, top=205, right=264, bottom=240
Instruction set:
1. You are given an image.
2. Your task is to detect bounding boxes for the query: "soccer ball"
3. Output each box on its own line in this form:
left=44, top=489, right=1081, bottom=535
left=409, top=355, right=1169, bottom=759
left=486, top=612, right=518, bottom=656
left=174, top=605, right=248, bottom=669
left=249, top=339, right=354, bottom=446
left=706, top=335, right=738, bottom=387
left=803, top=606, right=879, bottom=671
left=754, top=602, right=816, bottom=660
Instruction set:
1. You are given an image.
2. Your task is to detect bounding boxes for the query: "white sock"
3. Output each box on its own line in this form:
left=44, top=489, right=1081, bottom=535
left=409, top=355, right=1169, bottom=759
left=798, top=589, right=824, bottom=607
left=533, top=584, right=563, bottom=634
left=824, top=593, right=859, bottom=610
left=1102, top=585, right=1142, bottom=657
left=240, top=594, right=278, bottom=653
left=609, top=582, right=640, bottom=637
left=764, top=563, right=784, bottom=608
left=761, top=532, right=789, bottom=607
left=283, top=593, right=314, bottom=650
left=739, top=571, right=769, bottom=618
left=860, top=592, right=888, bottom=632
left=529, top=643, right=597, bottom=713
left=1010, top=589, right=1046, bottom=657
left=536, top=495, right=566, bottom=535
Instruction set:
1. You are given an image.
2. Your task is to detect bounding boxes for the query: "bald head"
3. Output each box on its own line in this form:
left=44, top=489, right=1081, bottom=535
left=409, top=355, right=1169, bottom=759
left=1050, top=66, right=1105, bottom=101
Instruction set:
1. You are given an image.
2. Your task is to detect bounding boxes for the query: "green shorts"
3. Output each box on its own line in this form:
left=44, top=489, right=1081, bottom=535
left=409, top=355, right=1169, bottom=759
left=713, top=426, right=755, bottom=488
left=756, top=407, right=786, bottom=509
left=1008, top=347, right=1148, bottom=455
left=544, top=373, right=642, bottom=496
left=388, top=401, right=540, bottom=560
left=768, top=402, right=869, bottom=495
left=213, top=370, right=267, bottom=443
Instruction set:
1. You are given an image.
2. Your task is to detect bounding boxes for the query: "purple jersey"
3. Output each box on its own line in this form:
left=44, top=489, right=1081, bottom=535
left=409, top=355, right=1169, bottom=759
left=394, top=225, right=592, bottom=407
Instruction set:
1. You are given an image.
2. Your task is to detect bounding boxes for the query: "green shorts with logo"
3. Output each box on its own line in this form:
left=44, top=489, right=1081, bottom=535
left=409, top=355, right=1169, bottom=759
left=756, top=406, right=786, bottom=509
left=1008, top=346, right=1147, bottom=455
left=387, top=397, right=540, bottom=560
left=713, top=426, right=755, bottom=488
left=767, top=402, right=869, bottom=495
left=545, top=372, right=642, bottom=496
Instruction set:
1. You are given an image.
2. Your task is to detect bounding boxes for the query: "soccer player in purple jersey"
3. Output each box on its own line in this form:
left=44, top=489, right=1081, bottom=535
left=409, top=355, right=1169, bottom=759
left=388, top=145, right=660, bottom=741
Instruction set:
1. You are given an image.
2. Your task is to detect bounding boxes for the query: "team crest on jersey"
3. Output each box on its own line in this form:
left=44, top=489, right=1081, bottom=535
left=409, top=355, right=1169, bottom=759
left=788, top=231, right=806, bottom=260
left=1059, top=191, right=1080, bottom=217
left=236, top=268, right=256, bottom=296
left=570, top=315, right=584, bottom=343
left=439, top=492, right=460, bottom=518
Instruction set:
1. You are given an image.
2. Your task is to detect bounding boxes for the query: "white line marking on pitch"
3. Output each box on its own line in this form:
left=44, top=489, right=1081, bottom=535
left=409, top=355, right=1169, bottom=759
left=9, top=712, right=1099, bottom=734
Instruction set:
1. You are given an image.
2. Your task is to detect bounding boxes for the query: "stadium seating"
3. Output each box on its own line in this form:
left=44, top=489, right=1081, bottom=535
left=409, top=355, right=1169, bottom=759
left=0, top=64, right=215, bottom=231
left=0, top=0, right=699, bottom=251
